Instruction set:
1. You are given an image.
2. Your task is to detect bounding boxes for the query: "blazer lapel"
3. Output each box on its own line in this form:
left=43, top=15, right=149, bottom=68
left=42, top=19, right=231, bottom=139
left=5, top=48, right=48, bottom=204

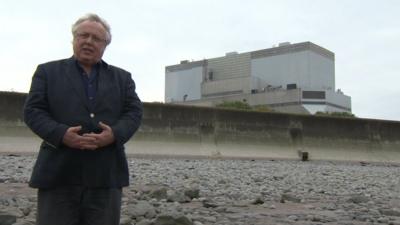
left=94, top=63, right=111, bottom=109
left=64, top=58, right=91, bottom=111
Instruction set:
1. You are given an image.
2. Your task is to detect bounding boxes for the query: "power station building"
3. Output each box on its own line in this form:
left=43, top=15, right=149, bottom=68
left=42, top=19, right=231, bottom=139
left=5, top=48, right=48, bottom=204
left=165, top=41, right=351, bottom=114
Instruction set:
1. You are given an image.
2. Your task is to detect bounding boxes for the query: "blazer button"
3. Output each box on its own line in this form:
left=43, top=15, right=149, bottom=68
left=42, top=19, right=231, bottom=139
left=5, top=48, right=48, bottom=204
left=90, top=113, right=95, bottom=118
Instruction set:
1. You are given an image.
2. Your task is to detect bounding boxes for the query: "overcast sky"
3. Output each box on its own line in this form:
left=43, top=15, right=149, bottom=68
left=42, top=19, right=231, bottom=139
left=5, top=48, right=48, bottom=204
left=1, top=0, right=399, bottom=121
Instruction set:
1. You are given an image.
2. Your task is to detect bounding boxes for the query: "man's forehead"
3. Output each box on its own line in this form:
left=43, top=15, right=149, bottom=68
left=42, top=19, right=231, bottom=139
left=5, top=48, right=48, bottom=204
left=77, top=20, right=106, bottom=33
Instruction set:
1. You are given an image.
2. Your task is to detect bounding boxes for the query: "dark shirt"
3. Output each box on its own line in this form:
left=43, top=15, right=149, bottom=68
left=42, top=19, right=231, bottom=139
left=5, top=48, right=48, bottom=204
left=74, top=59, right=100, bottom=110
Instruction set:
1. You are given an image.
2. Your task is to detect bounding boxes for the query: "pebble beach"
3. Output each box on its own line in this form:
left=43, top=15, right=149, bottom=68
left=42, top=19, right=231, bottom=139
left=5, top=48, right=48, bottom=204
left=1, top=154, right=400, bottom=225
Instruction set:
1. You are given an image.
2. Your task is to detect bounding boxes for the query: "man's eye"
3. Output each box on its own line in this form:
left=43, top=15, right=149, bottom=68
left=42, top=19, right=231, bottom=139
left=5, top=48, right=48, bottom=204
left=80, top=33, right=90, bottom=38
left=76, top=33, right=105, bottom=43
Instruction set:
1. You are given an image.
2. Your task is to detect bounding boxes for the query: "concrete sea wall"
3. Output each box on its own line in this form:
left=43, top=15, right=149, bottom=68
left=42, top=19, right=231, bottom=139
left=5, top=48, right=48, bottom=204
left=1, top=91, right=400, bottom=162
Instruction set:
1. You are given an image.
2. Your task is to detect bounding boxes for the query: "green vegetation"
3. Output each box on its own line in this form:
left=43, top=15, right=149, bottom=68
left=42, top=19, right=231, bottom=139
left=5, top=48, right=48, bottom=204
left=252, top=105, right=275, bottom=112
left=216, top=101, right=274, bottom=112
left=315, top=111, right=356, bottom=118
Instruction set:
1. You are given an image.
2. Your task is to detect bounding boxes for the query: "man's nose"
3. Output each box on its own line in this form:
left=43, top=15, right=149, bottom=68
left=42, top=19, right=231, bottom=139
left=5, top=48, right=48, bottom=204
left=84, top=36, right=95, bottom=43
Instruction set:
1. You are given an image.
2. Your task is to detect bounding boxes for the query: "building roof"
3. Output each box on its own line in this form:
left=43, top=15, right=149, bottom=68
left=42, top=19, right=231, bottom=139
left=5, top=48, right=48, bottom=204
left=165, top=41, right=335, bottom=73
left=250, top=42, right=334, bottom=60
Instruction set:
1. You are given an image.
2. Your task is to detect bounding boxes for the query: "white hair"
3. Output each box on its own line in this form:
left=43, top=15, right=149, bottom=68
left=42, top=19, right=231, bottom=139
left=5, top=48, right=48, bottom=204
left=71, top=13, right=112, bottom=45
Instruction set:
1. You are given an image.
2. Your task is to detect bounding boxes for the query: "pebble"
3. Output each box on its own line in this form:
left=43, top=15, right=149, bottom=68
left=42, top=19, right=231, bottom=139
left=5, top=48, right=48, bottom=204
left=0, top=155, right=400, bottom=225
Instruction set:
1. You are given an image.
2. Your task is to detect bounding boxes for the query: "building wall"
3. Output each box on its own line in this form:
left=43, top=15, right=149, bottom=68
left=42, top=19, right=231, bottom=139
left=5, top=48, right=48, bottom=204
left=165, top=66, right=203, bottom=102
left=178, top=88, right=351, bottom=114
left=308, top=51, right=335, bottom=90
left=248, top=89, right=301, bottom=106
left=207, top=53, right=251, bottom=81
left=325, top=90, right=351, bottom=110
left=201, top=77, right=250, bottom=97
left=301, top=89, right=351, bottom=113
left=251, top=50, right=334, bottom=90
left=202, top=75, right=268, bottom=97
left=302, top=104, right=327, bottom=114
left=177, top=89, right=303, bottom=110
left=202, top=77, right=244, bottom=97
left=250, top=76, right=268, bottom=91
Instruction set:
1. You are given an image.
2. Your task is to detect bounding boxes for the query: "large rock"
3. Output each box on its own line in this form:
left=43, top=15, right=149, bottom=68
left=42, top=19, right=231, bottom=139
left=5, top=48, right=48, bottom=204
left=167, top=190, right=191, bottom=203
left=125, top=201, right=156, bottom=219
left=151, top=215, right=193, bottom=225
left=184, top=188, right=200, bottom=200
left=380, top=209, right=400, bottom=217
left=347, top=194, right=369, bottom=204
left=280, top=193, right=301, bottom=203
left=119, top=216, right=132, bottom=225
left=136, top=219, right=152, bottom=225
left=10, top=221, right=34, bottom=225
left=149, top=188, right=168, bottom=201
left=201, top=199, right=218, bottom=208
left=0, top=211, right=17, bottom=225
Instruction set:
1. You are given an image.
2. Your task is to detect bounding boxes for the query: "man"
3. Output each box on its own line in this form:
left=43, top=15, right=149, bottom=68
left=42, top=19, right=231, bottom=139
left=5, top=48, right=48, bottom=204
left=24, top=13, right=142, bottom=225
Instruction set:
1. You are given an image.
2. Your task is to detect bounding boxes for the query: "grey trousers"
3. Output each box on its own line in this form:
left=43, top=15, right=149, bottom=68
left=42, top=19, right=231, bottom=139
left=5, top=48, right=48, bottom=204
left=36, top=186, right=122, bottom=225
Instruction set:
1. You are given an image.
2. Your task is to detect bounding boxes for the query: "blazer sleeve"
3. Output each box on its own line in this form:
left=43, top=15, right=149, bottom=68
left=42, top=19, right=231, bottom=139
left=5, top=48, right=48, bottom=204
left=111, top=73, right=143, bottom=147
left=23, top=65, right=69, bottom=148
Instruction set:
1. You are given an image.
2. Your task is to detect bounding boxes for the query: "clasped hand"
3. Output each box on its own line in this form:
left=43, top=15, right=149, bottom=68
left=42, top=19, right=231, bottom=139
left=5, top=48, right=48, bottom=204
left=62, top=122, right=115, bottom=150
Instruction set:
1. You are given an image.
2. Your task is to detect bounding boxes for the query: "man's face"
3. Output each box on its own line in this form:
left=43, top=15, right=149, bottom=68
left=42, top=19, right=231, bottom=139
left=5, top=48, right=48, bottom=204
left=73, top=20, right=108, bottom=66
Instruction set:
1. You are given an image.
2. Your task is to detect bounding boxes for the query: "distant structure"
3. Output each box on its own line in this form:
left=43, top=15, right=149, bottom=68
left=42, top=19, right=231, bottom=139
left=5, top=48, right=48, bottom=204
left=165, top=41, right=351, bottom=114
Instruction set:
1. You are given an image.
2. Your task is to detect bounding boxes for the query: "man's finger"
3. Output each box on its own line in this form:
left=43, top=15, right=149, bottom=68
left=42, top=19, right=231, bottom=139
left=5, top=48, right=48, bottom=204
left=78, top=135, right=97, bottom=143
left=82, top=133, right=100, bottom=139
left=99, top=121, right=111, bottom=131
left=81, top=144, right=98, bottom=150
left=69, top=126, right=82, bottom=133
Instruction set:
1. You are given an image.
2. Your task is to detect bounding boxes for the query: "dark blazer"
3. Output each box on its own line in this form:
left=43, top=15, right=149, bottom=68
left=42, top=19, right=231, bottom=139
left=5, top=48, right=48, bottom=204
left=24, top=57, right=143, bottom=188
